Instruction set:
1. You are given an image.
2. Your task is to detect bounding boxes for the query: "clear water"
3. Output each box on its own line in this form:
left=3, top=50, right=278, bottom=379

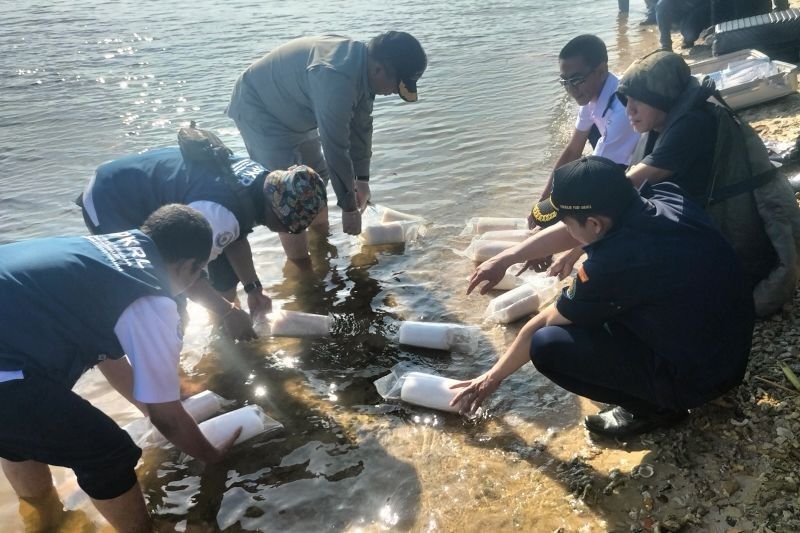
left=0, top=1, right=660, bottom=530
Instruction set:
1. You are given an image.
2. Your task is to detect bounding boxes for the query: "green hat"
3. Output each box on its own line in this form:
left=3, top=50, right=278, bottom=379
left=616, top=51, right=691, bottom=112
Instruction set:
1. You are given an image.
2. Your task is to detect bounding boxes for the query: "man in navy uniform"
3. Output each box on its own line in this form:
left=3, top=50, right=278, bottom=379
left=0, top=205, right=241, bottom=531
left=458, top=157, right=754, bottom=437
left=79, top=147, right=327, bottom=340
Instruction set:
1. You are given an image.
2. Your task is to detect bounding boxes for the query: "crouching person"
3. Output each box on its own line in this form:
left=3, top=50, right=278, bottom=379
left=79, top=147, right=327, bottom=339
left=0, top=205, right=240, bottom=532
left=456, top=157, right=754, bottom=438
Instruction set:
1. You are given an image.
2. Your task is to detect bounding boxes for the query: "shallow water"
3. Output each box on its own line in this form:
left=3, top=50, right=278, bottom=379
left=1, top=1, right=662, bottom=530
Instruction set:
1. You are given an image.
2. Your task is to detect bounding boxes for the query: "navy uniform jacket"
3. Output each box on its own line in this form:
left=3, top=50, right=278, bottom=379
left=87, top=147, right=268, bottom=238
left=556, top=183, right=755, bottom=408
left=0, top=231, right=173, bottom=388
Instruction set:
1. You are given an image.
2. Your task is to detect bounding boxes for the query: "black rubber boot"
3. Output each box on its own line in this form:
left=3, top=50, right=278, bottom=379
left=584, top=406, right=688, bottom=437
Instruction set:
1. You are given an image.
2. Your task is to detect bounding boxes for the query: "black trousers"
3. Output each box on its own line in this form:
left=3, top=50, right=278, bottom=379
left=530, top=323, right=685, bottom=414
left=0, top=376, right=141, bottom=500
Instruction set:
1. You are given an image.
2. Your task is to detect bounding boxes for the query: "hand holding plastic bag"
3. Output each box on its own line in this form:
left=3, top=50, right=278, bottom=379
left=448, top=371, right=502, bottom=415
left=356, top=181, right=372, bottom=213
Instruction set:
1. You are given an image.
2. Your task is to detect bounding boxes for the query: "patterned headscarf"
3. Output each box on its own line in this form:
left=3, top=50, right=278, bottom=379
left=264, top=165, right=327, bottom=234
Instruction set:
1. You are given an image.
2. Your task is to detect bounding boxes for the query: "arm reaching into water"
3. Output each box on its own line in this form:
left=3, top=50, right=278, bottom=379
left=185, top=276, right=255, bottom=341
left=466, top=222, right=579, bottom=295
left=548, top=247, right=585, bottom=280
left=449, top=304, right=572, bottom=414
left=626, top=162, right=672, bottom=188
left=223, top=237, right=272, bottom=319
left=148, top=401, right=240, bottom=463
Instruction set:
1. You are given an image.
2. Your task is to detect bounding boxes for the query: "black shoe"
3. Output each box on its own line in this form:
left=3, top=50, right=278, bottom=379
left=584, top=406, right=688, bottom=437
left=680, top=39, right=694, bottom=49
left=639, top=17, right=656, bottom=26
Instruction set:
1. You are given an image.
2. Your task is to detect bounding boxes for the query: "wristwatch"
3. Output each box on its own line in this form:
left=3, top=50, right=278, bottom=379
left=243, top=280, right=262, bottom=294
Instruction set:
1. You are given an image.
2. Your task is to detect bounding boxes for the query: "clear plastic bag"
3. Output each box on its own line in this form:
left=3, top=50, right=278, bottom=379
left=362, top=203, right=424, bottom=224
left=379, top=206, right=424, bottom=223
left=456, top=239, right=518, bottom=262
left=700, top=57, right=780, bottom=90
left=720, top=57, right=777, bottom=89
left=255, top=309, right=331, bottom=338
left=484, top=275, right=559, bottom=324
left=123, top=390, right=228, bottom=448
left=374, top=364, right=464, bottom=413
left=359, top=221, right=421, bottom=245
left=198, top=405, right=283, bottom=448
left=461, top=217, right=528, bottom=236
left=476, top=229, right=533, bottom=242
left=398, top=321, right=481, bottom=353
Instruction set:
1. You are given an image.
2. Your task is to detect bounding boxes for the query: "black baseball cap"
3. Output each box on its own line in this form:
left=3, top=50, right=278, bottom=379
left=531, top=156, right=637, bottom=228
left=368, top=31, right=427, bottom=102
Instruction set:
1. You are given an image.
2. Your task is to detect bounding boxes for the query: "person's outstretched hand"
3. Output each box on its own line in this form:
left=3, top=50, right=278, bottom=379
left=207, top=426, right=242, bottom=464
left=467, top=256, right=510, bottom=295
left=356, top=182, right=372, bottom=213
left=247, top=289, right=272, bottom=321
left=342, top=209, right=362, bottom=235
left=222, top=307, right=256, bottom=341
left=449, top=372, right=502, bottom=415
left=515, top=255, right=554, bottom=276
left=548, top=248, right=583, bottom=280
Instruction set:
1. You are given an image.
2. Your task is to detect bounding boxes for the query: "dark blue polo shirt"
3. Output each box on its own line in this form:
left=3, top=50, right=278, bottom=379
left=556, top=182, right=754, bottom=407
left=89, top=147, right=267, bottom=237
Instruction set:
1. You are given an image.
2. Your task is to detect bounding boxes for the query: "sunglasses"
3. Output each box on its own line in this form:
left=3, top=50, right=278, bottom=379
left=557, top=67, right=597, bottom=89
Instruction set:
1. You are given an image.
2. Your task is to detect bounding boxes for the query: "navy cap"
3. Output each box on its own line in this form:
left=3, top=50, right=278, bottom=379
left=369, top=31, right=427, bottom=102
left=532, top=156, right=637, bottom=228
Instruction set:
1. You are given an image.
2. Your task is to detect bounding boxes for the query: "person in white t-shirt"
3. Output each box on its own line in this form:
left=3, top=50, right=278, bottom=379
left=0, top=205, right=241, bottom=531
left=520, top=35, right=640, bottom=275
left=538, top=35, right=640, bottom=202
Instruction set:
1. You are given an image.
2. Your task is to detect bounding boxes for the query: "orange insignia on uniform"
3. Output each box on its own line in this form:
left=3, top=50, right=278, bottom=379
left=577, top=265, right=589, bottom=283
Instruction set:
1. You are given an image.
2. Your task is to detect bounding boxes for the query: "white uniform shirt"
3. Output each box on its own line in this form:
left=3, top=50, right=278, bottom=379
left=575, top=72, right=640, bottom=166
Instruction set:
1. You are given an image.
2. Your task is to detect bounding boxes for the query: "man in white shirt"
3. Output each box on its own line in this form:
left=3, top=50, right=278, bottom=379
left=538, top=35, right=640, bottom=201
left=0, top=205, right=240, bottom=531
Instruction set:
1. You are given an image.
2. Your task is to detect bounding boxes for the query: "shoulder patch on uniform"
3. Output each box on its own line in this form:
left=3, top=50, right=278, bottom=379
left=566, top=277, right=577, bottom=299
left=216, top=231, right=234, bottom=249
left=577, top=264, right=589, bottom=283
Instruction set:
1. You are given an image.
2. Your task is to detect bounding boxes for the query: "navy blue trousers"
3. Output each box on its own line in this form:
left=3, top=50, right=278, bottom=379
left=530, top=323, right=683, bottom=414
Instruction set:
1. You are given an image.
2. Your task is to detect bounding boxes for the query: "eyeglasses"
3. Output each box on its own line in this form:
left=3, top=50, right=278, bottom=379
left=557, top=69, right=595, bottom=89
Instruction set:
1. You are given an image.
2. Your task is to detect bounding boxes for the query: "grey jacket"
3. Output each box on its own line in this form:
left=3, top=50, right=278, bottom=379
left=228, top=36, right=374, bottom=211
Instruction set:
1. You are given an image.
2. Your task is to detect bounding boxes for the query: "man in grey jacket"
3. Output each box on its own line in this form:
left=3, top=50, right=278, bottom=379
left=227, top=32, right=427, bottom=259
